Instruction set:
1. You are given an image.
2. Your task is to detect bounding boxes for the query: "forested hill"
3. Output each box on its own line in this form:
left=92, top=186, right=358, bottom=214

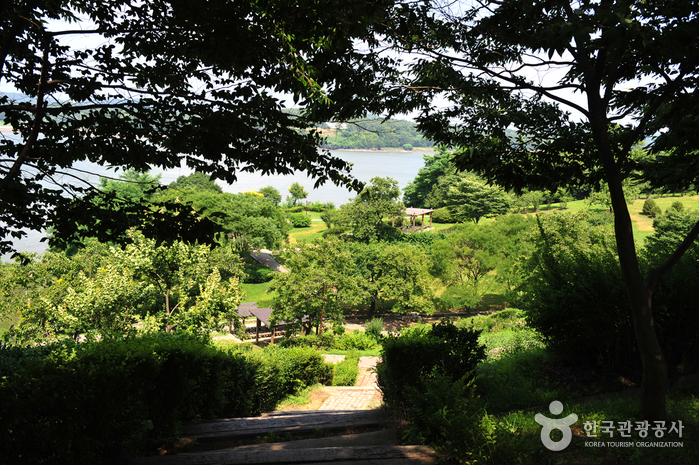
left=318, top=118, right=434, bottom=150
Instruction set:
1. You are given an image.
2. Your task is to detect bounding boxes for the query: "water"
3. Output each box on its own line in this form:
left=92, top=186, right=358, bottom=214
left=2, top=149, right=430, bottom=258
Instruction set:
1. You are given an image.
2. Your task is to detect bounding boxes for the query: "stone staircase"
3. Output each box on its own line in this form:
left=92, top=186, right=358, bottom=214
left=129, top=355, right=439, bottom=464
left=129, top=410, right=439, bottom=464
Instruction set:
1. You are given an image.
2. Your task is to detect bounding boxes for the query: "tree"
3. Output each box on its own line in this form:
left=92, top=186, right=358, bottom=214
left=403, top=146, right=453, bottom=208
left=425, top=171, right=511, bottom=223
left=259, top=186, right=282, bottom=206
left=151, top=189, right=290, bottom=251
left=337, top=177, right=404, bottom=242
left=384, top=0, right=699, bottom=419
left=114, top=230, right=243, bottom=333
left=350, top=242, right=435, bottom=316
left=270, top=237, right=364, bottom=335
left=287, top=182, right=308, bottom=207
left=168, top=173, right=222, bottom=194
left=0, top=0, right=397, bottom=254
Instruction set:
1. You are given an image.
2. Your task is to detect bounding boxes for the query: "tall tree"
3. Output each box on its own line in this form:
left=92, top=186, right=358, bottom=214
left=337, top=177, right=404, bottom=242
left=403, top=146, right=453, bottom=208
left=0, top=0, right=396, bottom=254
left=384, top=0, right=699, bottom=420
left=426, top=173, right=511, bottom=224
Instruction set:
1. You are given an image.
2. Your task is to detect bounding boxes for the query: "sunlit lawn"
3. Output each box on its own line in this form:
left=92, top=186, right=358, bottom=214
left=240, top=281, right=275, bottom=305
left=288, top=221, right=327, bottom=244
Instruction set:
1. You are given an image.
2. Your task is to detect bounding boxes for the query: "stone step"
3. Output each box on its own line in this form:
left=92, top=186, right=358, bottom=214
left=130, top=444, right=439, bottom=464
left=180, top=409, right=390, bottom=442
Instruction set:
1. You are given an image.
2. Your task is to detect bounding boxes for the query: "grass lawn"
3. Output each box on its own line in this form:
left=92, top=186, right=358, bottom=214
left=240, top=281, right=275, bottom=305
left=288, top=221, right=327, bottom=244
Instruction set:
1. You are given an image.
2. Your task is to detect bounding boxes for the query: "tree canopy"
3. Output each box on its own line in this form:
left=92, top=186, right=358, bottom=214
left=0, top=0, right=397, bottom=254
left=403, top=146, right=453, bottom=208
left=382, top=0, right=699, bottom=420
left=336, top=177, right=404, bottom=242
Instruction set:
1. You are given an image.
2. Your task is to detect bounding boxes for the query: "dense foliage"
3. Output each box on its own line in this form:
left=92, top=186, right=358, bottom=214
left=382, top=0, right=699, bottom=420
left=519, top=210, right=699, bottom=376
left=1, top=0, right=401, bottom=254
left=377, top=320, right=485, bottom=414
left=0, top=335, right=331, bottom=464
left=333, top=177, right=404, bottom=242
left=1, top=232, right=245, bottom=344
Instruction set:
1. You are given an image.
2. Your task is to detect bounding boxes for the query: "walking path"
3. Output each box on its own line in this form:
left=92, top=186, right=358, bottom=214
left=250, top=249, right=288, bottom=273
left=320, top=356, right=381, bottom=411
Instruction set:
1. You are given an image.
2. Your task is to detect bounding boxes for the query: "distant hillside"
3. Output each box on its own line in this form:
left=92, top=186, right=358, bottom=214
left=319, top=118, right=434, bottom=150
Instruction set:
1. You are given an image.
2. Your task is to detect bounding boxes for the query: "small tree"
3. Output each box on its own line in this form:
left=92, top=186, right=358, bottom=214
left=270, top=238, right=364, bottom=335
left=350, top=242, right=435, bottom=316
left=259, top=186, right=282, bottom=206
left=427, top=173, right=510, bottom=223
left=642, top=199, right=663, bottom=218
left=287, top=182, right=309, bottom=207
left=337, top=177, right=404, bottom=242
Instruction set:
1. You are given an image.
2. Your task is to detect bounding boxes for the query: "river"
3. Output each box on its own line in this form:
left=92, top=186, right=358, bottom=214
left=2, top=149, right=430, bottom=258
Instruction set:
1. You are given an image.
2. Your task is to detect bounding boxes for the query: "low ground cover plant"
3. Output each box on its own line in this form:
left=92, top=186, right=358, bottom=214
left=332, top=350, right=360, bottom=386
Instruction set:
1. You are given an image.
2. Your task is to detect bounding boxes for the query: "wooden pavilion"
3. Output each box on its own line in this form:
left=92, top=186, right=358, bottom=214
left=394, top=207, right=435, bottom=231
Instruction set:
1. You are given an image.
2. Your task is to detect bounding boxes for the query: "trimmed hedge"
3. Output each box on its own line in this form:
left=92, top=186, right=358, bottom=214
left=278, top=331, right=379, bottom=351
left=0, top=335, right=331, bottom=465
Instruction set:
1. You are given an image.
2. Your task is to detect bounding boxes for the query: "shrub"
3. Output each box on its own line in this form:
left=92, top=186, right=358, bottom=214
left=518, top=212, right=635, bottom=373
left=334, top=331, right=379, bottom=350
left=402, top=143, right=414, bottom=151
left=377, top=321, right=485, bottom=409
left=283, top=205, right=304, bottom=213
left=364, top=317, right=383, bottom=341
left=307, top=201, right=335, bottom=212
left=249, top=346, right=333, bottom=412
left=332, top=350, right=360, bottom=386
left=288, top=212, right=312, bottom=227
left=0, top=335, right=331, bottom=464
left=667, top=200, right=685, bottom=214
left=431, top=207, right=454, bottom=223
left=641, top=198, right=662, bottom=217
left=643, top=210, right=699, bottom=372
left=278, top=331, right=379, bottom=351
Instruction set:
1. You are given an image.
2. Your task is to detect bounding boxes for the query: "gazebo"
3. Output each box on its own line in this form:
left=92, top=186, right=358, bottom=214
left=396, top=207, right=435, bottom=231
left=238, top=302, right=306, bottom=344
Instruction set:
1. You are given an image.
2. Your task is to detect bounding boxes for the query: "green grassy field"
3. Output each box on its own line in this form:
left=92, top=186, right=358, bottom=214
left=240, top=281, right=275, bottom=305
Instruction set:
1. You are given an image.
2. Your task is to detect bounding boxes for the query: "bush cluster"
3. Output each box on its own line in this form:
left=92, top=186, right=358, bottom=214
left=642, top=198, right=662, bottom=217
left=430, top=206, right=454, bottom=223
left=0, top=335, right=331, bottom=464
left=377, top=320, right=485, bottom=408
left=288, top=212, right=312, bottom=227
left=518, top=212, right=635, bottom=373
left=278, top=330, right=379, bottom=351
left=376, top=321, right=487, bottom=461
left=307, top=201, right=335, bottom=212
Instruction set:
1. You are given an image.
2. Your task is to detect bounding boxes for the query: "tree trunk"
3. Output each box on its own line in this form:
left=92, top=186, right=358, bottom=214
left=591, top=109, right=668, bottom=420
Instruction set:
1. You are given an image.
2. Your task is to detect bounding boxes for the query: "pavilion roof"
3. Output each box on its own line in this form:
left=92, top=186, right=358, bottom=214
left=405, top=207, right=434, bottom=216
